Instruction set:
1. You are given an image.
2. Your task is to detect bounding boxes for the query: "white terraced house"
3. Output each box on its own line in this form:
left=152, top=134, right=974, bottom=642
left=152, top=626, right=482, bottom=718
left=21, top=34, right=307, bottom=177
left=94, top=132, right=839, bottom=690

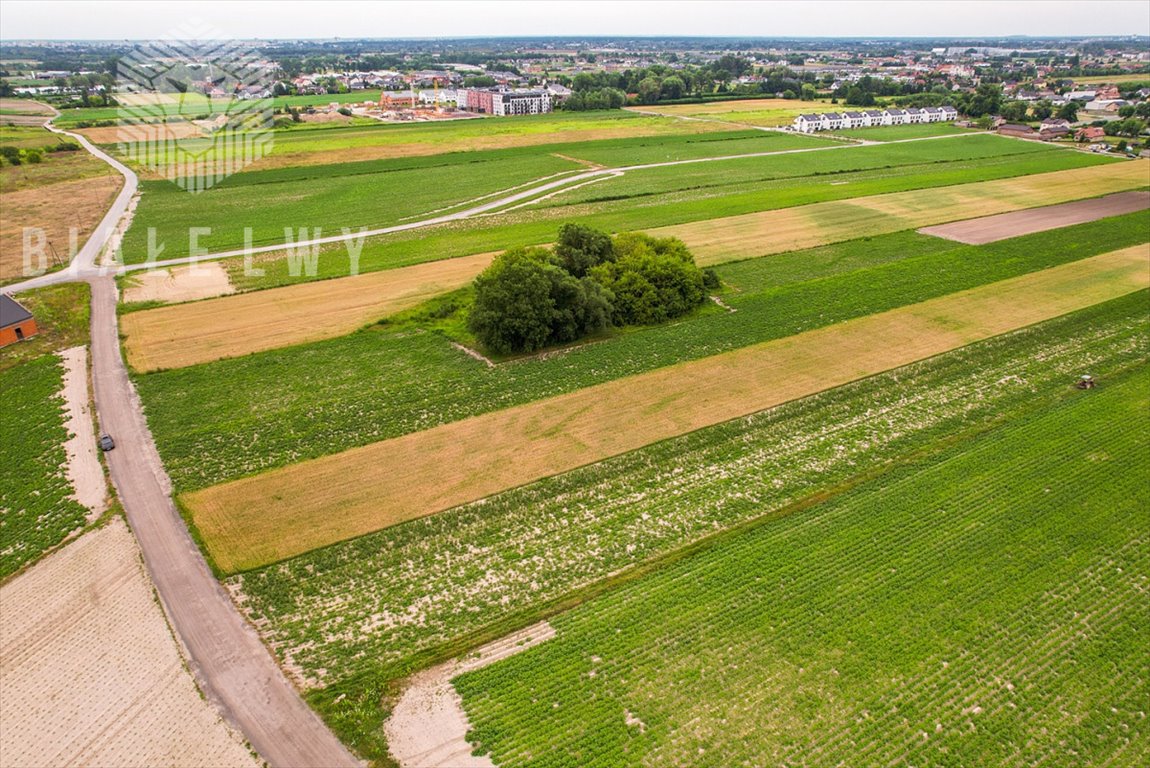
left=792, top=105, right=958, bottom=132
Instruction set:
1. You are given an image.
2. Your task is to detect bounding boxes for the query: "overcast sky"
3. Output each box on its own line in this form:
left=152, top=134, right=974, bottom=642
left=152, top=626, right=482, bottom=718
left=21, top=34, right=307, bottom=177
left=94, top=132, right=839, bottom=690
left=1, top=0, right=1148, bottom=41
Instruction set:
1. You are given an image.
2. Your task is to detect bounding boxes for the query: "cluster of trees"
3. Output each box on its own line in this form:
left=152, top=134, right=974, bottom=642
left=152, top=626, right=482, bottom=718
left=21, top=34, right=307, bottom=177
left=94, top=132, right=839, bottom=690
left=999, top=99, right=1080, bottom=123
left=468, top=225, right=716, bottom=354
left=558, top=87, right=627, bottom=111
left=1103, top=117, right=1147, bottom=138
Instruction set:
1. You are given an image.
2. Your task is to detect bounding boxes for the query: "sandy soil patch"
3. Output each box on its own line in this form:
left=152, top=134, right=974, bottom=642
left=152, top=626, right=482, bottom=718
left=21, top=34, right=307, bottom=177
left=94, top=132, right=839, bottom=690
left=917, top=190, right=1150, bottom=244
left=59, top=346, right=106, bottom=520
left=0, top=519, right=258, bottom=768
left=122, top=252, right=495, bottom=371
left=0, top=173, right=123, bottom=282
left=385, top=621, right=555, bottom=768
left=123, top=262, right=235, bottom=304
left=657, top=160, right=1150, bottom=265
left=187, top=245, right=1150, bottom=572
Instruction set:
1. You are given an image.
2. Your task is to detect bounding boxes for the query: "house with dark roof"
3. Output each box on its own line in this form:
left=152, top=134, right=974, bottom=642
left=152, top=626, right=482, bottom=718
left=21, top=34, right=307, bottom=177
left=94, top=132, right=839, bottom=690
left=0, top=294, right=38, bottom=347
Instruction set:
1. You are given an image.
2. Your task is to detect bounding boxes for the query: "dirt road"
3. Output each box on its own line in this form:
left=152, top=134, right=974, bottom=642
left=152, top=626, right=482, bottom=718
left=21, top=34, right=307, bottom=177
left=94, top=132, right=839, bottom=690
left=6, top=117, right=358, bottom=766
left=88, top=276, right=360, bottom=768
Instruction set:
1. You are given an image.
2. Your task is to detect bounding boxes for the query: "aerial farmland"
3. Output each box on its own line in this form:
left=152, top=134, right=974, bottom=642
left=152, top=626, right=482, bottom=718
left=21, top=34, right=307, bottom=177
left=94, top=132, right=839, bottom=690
left=1, top=5, right=1149, bottom=768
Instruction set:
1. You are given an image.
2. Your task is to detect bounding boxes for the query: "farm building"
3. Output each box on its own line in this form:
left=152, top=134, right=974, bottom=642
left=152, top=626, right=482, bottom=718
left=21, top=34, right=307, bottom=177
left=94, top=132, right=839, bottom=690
left=792, top=105, right=957, bottom=132
left=0, top=294, right=38, bottom=347
left=998, top=123, right=1038, bottom=139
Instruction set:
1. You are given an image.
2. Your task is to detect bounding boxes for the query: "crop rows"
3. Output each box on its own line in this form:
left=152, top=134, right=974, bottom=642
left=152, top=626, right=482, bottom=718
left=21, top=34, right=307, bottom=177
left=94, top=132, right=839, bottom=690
left=453, top=367, right=1150, bottom=767
left=0, top=355, right=88, bottom=580
left=231, top=291, right=1148, bottom=695
left=139, top=210, right=1150, bottom=490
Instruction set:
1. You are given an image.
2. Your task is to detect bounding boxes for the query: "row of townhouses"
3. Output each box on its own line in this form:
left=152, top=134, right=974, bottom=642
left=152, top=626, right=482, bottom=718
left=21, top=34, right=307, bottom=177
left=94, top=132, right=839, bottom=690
left=793, top=105, right=959, bottom=132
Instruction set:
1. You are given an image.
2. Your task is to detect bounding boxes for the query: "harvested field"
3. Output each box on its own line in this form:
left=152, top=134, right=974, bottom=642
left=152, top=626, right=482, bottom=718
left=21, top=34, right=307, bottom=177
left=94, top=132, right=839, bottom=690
left=918, top=190, right=1150, bottom=244
left=0, top=98, right=54, bottom=115
left=122, top=262, right=235, bottom=305
left=385, top=621, right=555, bottom=768
left=658, top=160, right=1150, bottom=264
left=0, top=519, right=258, bottom=767
left=186, top=245, right=1150, bottom=572
left=122, top=252, right=495, bottom=370
left=215, top=121, right=731, bottom=171
left=74, top=120, right=205, bottom=145
left=0, top=173, right=123, bottom=282
left=631, top=98, right=822, bottom=116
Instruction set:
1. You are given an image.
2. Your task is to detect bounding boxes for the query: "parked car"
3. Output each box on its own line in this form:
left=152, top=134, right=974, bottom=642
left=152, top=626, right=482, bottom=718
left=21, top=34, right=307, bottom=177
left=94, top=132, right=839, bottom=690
left=98, top=434, right=115, bottom=451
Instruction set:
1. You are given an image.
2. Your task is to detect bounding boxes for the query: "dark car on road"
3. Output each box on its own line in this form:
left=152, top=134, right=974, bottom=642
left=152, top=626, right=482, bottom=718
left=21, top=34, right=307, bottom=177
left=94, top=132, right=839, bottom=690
left=98, top=434, right=115, bottom=451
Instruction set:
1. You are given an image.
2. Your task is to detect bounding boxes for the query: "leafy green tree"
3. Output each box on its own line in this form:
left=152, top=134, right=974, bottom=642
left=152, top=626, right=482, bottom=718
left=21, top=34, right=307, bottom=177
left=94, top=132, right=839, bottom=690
left=554, top=223, right=615, bottom=277
left=637, top=77, right=662, bottom=104
left=1000, top=100, right=1029, bottom=122
left=1056, top=101, right=1079, bottom=122
left=468, top=247, right=612, bottom=354
left=591, top=233, right=705, bottom=326
left=660, top=76, right=685, bottom=100
left=800, top=83, right=817, bottom=101
left=1030, top=100, right=1054, bottom=120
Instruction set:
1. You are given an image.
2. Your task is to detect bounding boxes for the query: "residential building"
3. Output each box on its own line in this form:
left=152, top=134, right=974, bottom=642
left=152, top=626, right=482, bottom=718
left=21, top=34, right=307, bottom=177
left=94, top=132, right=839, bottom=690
left=459, top=88, right=552, bottom=116
left=791, top=105, right=958, bottom=133
left=0, top=294, right=37, bottom=347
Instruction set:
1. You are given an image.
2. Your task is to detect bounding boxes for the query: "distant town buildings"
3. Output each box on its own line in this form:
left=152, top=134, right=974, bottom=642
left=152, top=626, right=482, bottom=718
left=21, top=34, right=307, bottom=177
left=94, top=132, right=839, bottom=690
left=458, top=87, right=553, bottom=116
left=793, top=105, right=958, bottom=132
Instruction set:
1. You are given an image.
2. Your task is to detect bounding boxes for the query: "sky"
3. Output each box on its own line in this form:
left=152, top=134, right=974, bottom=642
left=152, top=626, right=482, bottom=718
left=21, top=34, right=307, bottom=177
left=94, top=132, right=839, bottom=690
left=1, top=0, right=1148, bottom=41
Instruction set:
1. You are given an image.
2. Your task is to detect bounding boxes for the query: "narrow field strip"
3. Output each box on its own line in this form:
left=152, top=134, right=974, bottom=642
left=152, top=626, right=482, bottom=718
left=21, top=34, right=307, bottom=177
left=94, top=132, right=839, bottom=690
left=122, top=252, right=496, bottom=371
left=658, top=159, right=1149, bottom=264
left=122, top=161, right=1147, bottom=371
left=918, top=190, right=1150, bottom=244
left=187, top=245, right=1150, bottom=572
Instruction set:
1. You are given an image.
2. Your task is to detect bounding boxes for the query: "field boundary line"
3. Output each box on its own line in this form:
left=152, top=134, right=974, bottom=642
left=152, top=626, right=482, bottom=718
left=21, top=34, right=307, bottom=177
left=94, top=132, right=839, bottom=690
left=185, top=245, right=1150, bottom=572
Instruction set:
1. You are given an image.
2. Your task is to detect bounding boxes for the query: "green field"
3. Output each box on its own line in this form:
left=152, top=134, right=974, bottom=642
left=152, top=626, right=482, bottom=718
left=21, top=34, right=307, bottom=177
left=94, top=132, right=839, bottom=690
left=0, top=124, right=73, bottom=150
left=233, top=292, right=1148, bottom=762
left=120, top=133, right=1110, bottom=268
left=0, top=354, right=89, bottom=581
left=121, top=152, right=580, bottom=256
left=135, top=211, right=1150, bottom=492
left=454, top=365, right=1149, bottom=767
left=828, top=122, right=978, bottom=141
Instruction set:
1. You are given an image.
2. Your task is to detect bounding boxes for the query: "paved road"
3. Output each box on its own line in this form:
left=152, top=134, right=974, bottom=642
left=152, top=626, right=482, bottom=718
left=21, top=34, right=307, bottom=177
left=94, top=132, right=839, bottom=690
left=12, top=119, right=360, bottom=767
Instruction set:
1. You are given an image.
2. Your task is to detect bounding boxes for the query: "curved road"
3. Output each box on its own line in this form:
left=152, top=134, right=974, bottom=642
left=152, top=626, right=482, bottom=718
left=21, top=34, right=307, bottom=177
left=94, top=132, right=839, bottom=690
left=14, top=119, right=360, bottom=767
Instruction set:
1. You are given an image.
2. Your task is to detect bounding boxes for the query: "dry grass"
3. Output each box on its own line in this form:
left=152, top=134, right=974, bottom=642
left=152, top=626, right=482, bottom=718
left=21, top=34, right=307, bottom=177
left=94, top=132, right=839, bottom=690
left=659, top=160, right=1150, bottom=265
left=122, top=251, right=496, bottom=371
left=0, top=98, right=54, bottom=115
left=0, top=171, right=123, bottom=283
left=73, top=121, right=205, bottom=145
left=248, top=121, right=732, bottom=170
left=186, top=245, right=1150, bottom=572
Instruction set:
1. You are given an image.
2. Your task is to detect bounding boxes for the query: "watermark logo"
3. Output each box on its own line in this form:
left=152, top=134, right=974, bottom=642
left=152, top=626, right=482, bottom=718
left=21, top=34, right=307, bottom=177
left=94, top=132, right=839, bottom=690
left=116, top=22, right=274, bottom=193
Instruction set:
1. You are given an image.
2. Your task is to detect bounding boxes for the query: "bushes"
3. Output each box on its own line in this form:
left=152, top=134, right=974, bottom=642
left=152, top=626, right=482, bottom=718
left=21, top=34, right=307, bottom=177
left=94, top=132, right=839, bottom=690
left=468, top=225, right=708, bottom=354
